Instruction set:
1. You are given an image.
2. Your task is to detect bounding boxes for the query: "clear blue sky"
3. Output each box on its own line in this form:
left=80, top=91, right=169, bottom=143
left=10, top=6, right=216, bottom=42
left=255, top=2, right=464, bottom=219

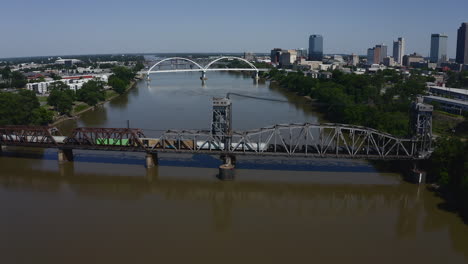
left=0, top=0, right=467, bottom=58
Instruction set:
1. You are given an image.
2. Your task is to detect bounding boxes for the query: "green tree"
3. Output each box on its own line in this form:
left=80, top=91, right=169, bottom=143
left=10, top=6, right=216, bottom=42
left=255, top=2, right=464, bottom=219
left=10, top=71, right=27, bottom=88
left=0, top=90, right=52, bottom=125
left=133, top=62, right=145, bottom=72
left=1, top=66, right=11, bottom=81
left=47, top=82, right=75, bottom=115
left=108, top=76, right=127, bottom=94
left=76, top=80, right=105, bottom=106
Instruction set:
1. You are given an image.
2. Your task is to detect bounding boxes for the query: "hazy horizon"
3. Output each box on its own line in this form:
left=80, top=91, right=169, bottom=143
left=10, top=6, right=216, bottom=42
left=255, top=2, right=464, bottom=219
left=1, top=0, right=467, bottom=59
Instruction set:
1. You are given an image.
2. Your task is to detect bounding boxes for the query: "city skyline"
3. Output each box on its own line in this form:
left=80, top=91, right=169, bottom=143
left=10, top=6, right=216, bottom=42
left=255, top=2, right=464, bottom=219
left=0, top=0, right=467, bottom=58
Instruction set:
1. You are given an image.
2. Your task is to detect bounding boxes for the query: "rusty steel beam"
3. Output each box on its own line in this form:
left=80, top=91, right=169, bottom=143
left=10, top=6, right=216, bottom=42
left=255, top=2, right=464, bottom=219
left=0, top=125, right=60, bottom=146
left=65, top=127, right=146, bottom=151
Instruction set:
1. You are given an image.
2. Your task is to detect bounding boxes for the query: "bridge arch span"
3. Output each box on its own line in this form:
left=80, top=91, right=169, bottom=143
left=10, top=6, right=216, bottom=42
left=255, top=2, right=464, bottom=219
left=204, top=56, right=258, bottom=72
left=147, top=57, right=204, bottom=74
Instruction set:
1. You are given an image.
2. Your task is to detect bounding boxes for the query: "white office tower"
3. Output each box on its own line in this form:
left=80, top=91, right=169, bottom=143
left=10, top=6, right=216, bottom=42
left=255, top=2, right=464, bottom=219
left=393, top=37, right=405, bottom=65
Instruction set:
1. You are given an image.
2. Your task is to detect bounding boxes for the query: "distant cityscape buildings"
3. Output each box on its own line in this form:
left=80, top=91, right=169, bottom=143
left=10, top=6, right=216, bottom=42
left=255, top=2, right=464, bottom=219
left=267, top=21, right=468, bottom=74
left=295, top=48, right=308, bottom=58
left=367, top=44, right=387, bottom=65
left=430, top=34, right=448, bottom=64
left=270, top=48, right=282, bottom=64
left=308, top=35, right=323, bottom=61
left=403, top=53, right=424, bottom=67
left=456, top=22, right=468, bottom=64
left=279, top=50, right=297, bottom=66
left=393, top=37, right=405, bottom=65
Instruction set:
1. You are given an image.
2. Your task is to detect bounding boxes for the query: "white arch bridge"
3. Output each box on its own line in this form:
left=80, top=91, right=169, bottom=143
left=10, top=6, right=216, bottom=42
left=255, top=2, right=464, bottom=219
left=144, top=56, right=269, bottom=81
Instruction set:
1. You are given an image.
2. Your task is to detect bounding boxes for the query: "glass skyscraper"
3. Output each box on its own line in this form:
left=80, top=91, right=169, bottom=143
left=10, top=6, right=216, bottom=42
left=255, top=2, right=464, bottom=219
left=456, top=23, right=468, bottom=64
left=308, top=35, right=323, bottom=61
left=430, top=34, right=448, bottom=64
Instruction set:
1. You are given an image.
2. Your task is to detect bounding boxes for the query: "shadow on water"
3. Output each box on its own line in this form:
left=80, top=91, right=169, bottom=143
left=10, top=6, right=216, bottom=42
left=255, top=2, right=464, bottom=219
left=0, top=148, right=379, bottom=173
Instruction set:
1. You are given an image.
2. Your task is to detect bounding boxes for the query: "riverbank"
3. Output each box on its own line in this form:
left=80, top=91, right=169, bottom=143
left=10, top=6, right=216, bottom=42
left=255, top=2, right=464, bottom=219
left=51, top=80, right=138, bottom=126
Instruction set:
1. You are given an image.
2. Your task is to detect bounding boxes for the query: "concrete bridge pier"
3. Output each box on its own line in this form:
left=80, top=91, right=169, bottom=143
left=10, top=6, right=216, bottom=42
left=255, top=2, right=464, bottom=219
left=146, top=152, right=158, bottom=168
left=58, top=148, right=74, bottom=163
left=218, top=154, right=236, bottom=180
left=0, top=145, right=3, bottom=154
left=408, top=161, right=427, bottom=184
left=200, top=71, right=208, bottom=84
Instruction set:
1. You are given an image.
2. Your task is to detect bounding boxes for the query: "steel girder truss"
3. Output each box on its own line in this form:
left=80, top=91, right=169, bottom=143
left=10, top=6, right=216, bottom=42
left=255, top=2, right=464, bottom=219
left=65, top=127, right=146, bottom=151
left=1, top=124, right=431, bottom=160
left=152, top=123, right=427, bottom=160
left=0, top=126, right=59, bottom=147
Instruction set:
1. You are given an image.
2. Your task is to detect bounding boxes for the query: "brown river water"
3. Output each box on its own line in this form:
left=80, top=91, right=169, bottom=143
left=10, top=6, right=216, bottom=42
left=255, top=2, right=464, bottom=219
left=1, top=72, right=467, bottom=263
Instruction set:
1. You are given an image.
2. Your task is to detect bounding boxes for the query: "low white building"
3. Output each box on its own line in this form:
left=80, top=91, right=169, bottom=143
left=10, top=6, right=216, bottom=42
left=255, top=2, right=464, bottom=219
left=26, top=75, right=109, bottom=95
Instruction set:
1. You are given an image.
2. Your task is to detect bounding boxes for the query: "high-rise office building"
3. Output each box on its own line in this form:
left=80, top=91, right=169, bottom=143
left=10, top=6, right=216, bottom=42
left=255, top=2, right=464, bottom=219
left=430, top=34, right=448, bottom=64
left=367, top=48, right=375, bottom=65
left=456, top=22, right=468, bottom=64
left=393, top=37, right=405, bottom=64
left=376, top=44, right=387, bottom=64
left=270, top=48, right=283, bottom=64
left=308, top=35, right=323, bottom=61
left=367, top=44, right=387, bottom=65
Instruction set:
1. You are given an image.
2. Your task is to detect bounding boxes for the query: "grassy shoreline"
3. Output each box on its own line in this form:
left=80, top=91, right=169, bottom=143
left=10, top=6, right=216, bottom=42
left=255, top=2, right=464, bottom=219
left=51, top=80, right=137, bottom=126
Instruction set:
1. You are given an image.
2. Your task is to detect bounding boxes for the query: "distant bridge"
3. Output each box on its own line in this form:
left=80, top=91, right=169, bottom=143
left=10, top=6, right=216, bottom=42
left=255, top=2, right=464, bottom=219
left=144, top=56, right=270, bottom=81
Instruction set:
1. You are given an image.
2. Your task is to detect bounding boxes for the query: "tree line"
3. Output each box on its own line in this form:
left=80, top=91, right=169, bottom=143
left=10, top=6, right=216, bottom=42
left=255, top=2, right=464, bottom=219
left=266, top=68, right=427, bottom=136
left=0, top=90, right=52, bottom=125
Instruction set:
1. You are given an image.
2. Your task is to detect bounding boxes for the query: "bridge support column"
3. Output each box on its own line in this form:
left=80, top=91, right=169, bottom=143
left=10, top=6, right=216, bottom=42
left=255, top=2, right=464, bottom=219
left=200, top=71, right=207, bottom=84
left=146, top=152, right=158, bottom=168
left=408, top=161, right=426, bottom=184
left=218, top=155, right=236, bottom=180
left=58, top=149, right=74, bottom=163
left=0, top=145, right=3, bottom=155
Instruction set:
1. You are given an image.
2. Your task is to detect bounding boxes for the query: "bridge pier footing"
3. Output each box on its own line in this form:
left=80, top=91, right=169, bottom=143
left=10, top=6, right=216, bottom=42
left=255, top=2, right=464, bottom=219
left=408, top=161, right=427, bottom=184
left=58, top=149, right=74, bottom=163
left=218, top=155, right=236, bottom=180
left=146, top=152, right=158, bottom=168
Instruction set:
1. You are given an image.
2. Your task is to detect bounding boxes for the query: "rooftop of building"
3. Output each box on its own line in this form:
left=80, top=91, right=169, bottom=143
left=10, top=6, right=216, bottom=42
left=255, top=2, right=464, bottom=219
left=428, top=85, right=468, bottom=96
left=424, top=95, right=468, bottom=106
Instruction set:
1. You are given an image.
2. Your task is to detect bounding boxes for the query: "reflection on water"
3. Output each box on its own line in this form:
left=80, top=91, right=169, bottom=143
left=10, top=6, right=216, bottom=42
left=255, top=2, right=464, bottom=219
left=1, top=157, right=468, bottom=263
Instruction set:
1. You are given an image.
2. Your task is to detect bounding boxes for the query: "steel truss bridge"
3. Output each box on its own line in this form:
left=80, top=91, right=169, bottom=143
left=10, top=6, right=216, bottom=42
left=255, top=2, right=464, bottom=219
left=0, top=123, right=431, bottom=160
left=0, top=98, right=433, bottom=173
left=145, top=56, right=269, bottom=80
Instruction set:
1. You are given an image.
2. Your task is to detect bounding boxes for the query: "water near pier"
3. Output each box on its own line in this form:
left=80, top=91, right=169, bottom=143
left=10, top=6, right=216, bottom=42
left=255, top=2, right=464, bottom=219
left=1, top=72, right=468, bottom=263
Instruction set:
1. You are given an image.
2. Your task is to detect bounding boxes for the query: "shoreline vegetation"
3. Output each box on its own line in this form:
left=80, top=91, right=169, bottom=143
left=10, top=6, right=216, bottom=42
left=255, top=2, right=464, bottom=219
left=46, top=64, right=144, bottom=126
left=262, top=68, right=468, bottom=222
left=51, top=79, right=138, bottom=126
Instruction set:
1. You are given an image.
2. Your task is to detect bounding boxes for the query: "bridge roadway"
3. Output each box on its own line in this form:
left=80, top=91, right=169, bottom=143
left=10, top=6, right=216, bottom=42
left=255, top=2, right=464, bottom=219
left=0, top=123, right=432, bottom=170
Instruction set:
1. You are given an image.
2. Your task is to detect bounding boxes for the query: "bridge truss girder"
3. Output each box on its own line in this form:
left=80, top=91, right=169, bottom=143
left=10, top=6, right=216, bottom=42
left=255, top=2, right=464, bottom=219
left=65, top=127, right=146, bottom=151
left=0, top=126, right=59, bottom=147
left=149, top=123, right=427, bottom=160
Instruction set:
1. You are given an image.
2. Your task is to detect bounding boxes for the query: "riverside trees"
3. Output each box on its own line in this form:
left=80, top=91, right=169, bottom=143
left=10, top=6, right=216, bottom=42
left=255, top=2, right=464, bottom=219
left=108, top=66, right=136, bottom=95
left=267, top=68, right=428, bottom=136
left=0, top=90, right=52, bottom=125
